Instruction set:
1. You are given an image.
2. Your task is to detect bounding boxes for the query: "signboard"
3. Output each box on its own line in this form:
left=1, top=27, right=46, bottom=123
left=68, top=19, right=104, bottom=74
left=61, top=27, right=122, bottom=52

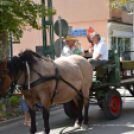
left=70, top=29, right=87, bottom=37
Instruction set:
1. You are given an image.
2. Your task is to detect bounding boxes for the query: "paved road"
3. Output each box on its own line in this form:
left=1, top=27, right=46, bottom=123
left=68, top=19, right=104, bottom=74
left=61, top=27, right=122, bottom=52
left=0, top=89, right=134, bottom=134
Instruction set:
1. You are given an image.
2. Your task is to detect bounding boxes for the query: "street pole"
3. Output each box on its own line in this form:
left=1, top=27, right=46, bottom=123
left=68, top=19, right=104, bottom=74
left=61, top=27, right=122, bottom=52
left=58, top=16, right=62, bottom=55
left=133, top=1, right=134, bottom=56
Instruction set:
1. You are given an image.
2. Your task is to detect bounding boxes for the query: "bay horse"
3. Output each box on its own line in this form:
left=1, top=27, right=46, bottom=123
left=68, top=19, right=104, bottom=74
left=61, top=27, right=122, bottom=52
left=0, top=50, right=93, bottom=134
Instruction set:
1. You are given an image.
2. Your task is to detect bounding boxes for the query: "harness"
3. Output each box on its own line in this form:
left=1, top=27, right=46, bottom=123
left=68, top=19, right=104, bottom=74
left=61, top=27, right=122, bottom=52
left=22, top=61, right=83, bottom=104
left=0, top=59, right=88, bottom=103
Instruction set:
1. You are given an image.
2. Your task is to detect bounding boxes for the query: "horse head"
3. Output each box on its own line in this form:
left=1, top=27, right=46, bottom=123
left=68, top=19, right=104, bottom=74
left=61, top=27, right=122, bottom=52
left=0, top=60, right=12, bottom=98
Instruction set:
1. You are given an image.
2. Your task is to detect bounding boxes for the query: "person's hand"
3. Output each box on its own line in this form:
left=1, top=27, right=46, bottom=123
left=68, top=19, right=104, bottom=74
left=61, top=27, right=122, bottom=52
left=80, top=52, right=85, bottom=57
left=88, top=47, right=93, bottom=57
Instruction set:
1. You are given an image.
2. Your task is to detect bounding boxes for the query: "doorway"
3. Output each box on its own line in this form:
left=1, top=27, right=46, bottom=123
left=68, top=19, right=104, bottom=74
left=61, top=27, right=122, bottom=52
left=111, top=37, right=131, bottom=60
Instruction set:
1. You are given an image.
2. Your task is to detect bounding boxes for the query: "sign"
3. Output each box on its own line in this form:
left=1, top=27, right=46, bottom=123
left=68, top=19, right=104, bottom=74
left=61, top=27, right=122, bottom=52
left=70, top=29, right=86, bottom=37
left=54, top=19, right=69, bottom=37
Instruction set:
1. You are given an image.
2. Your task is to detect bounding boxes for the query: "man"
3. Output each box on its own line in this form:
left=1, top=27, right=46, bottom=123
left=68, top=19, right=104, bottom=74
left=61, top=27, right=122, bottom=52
left=88, top=32, right=108, bottom=68
left=87, top=27, right=94, bottom=57
left=60, top=35, right=85, bottom=57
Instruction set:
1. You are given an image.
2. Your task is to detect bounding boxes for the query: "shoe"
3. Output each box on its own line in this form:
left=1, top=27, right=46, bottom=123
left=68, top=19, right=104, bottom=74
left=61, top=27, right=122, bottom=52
left=24, top=121, right=31, bottom=126
left=24, top=121, right=38, bottom=127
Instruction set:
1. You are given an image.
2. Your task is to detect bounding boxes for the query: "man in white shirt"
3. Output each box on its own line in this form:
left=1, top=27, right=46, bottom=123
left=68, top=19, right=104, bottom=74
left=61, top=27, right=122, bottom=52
left=60, top=35, right=85, bottom=57
left=88, top=32, right=108, bottom=68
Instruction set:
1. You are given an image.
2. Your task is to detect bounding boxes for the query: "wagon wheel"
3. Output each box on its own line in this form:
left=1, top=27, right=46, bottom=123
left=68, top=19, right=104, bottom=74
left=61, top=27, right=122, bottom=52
left=102, top=89, right=122, bottom=120
left=63, top=100, right=77, bottom=118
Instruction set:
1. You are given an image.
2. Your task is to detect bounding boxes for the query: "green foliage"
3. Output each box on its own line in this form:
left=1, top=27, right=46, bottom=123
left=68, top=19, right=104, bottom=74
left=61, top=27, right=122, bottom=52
left=109, top=0, right=133, bottom=11
left=0, top=104, right=5, bottom=110
left=0, top=0, right=56, bottom=40
left=16, top=110, right=24, bottom=116
left=6, top=113, right=13, bottom=116
left=0, top=105, right=6, bottom=120
left=10, top=96, right=21, bottom=107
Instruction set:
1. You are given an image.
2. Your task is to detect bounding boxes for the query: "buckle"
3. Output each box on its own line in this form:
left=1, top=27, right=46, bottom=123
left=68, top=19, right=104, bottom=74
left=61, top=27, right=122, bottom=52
left=55, top=75, right=61, bottom=79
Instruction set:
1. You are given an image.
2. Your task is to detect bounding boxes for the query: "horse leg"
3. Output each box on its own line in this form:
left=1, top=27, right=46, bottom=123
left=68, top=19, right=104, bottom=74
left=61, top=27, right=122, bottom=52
left=41, top=100, right=51, bottom=134
left=29, top=108, right=37, bottom=134
left=81, top=83, right=90, bottom=129
left=73, top=96, right=83, bottom=128
left=42, top=107, right=50, bottom=134
left=82, top=101, right=89, bottom=129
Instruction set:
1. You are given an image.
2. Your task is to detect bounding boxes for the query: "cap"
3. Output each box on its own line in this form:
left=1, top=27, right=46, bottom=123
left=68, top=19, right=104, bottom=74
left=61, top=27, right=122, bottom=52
left=87, top=27, right=94, bottom=34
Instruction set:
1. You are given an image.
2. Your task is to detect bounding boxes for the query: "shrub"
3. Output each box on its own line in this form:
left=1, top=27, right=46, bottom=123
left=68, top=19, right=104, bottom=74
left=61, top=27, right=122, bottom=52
left=10, top=96, right=21, bottom=107
left=0, top=104, right=5, bottom=110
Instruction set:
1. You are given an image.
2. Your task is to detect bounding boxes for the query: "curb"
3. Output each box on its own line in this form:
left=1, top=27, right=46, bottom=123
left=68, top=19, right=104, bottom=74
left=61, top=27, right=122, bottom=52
left=0, top=105, right=63, bottom=129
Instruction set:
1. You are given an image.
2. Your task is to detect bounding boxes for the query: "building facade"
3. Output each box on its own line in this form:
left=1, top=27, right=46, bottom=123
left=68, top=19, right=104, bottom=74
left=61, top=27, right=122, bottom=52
left=13, top=0, right=133, bottom=59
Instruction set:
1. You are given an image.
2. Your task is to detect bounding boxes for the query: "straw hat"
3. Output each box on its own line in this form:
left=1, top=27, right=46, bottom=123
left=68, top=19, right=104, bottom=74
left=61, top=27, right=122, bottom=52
left=63, top=35, right=78, bottom=42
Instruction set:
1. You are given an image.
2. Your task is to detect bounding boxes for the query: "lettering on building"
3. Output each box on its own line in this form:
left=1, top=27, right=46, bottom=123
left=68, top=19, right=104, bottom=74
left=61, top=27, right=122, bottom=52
left=70, top=29, right=86, bottom=37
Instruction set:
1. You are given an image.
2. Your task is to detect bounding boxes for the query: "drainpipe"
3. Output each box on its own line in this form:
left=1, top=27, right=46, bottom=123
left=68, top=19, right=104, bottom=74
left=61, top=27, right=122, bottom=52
left=9, top=33, right=13, bottom=57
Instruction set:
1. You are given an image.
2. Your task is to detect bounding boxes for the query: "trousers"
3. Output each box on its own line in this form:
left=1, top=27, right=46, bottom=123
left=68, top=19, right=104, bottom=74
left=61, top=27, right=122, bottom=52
left=88, top=58, right=107, bottom=68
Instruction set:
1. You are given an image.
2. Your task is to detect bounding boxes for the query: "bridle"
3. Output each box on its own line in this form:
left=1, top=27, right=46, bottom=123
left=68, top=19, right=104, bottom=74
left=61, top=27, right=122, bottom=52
left=0, top=60, right=24, bottom=98
left=0, top=61, right=8, bottom=98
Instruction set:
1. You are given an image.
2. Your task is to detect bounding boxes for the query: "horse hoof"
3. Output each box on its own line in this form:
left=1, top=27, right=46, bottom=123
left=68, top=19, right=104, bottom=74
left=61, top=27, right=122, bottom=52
left=74, top=121, right=81, bottom=128
left=81, top=123, right=88, bottom=130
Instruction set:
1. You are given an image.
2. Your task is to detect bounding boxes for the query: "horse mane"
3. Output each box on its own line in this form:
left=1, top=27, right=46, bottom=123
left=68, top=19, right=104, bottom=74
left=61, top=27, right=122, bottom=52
left=19, top=50, right=42, bottom=63
left=7, top=50, right=43, bottom=78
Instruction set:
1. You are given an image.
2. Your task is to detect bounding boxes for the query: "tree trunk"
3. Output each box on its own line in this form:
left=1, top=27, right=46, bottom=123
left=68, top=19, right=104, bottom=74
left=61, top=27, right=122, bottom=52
left=0, top=31, right=10, bottom=108
left=0, top=31, right=9, bottom=60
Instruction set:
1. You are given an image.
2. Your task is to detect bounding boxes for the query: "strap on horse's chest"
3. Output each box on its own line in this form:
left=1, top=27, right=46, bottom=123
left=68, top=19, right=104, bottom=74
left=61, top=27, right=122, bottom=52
left=23, top=61, right=81, bottom=104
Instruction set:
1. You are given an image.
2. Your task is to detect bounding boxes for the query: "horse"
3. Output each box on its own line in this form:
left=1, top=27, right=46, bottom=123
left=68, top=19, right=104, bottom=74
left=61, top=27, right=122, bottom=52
left=0, top=50, right=93, bottom=134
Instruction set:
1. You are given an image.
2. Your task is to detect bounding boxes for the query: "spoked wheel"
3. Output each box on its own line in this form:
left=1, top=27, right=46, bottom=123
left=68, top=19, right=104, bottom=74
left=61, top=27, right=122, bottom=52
left=63, top=100, right=77, bottom=118
left=103, top=89, right=122, bottom=120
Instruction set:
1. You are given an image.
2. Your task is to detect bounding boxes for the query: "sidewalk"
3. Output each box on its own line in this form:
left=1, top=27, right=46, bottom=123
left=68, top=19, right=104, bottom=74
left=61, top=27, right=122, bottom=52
left=0, top=105, right=63, bottom=130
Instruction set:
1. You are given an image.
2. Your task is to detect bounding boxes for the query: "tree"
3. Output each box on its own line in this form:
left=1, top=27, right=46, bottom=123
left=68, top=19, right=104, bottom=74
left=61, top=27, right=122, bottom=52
left=0, top=0, right=56, bottom=109
left=0, top=0, right=56, bottom=60
left=109, top=0, right=133, bottom=11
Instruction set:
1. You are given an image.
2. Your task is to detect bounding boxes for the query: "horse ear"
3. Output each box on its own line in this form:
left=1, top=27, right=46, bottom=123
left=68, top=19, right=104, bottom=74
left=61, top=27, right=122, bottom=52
left=1, top=60, right=7, bottom=68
